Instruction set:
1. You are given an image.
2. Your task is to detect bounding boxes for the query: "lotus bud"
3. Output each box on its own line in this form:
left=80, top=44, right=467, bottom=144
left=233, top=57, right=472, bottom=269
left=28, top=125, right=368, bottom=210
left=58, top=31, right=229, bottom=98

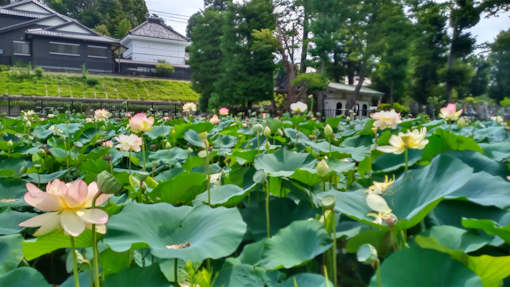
left=278, top=128, right=284, bottom=137
left=357, top=244, right=378, bottom=265
left=316, top=159, right=330, bottom=178
left=265, top=141, right=270, bottom=150
left=7, top=140, right=13, bottom=147
left=263, top=126, right=272, bottom=138
left=198, top=150, right=207, bottom=158
left=97, top=170, right=122, bottom=195
left=253, top=124, right=264, bottom=134
left=188, top=147, right=193, bottom=153
left=324, top=124, right=333, bottom=138
left=321, top=195, right=336, bottom=211
left=164, top=141, right=172, bottom=149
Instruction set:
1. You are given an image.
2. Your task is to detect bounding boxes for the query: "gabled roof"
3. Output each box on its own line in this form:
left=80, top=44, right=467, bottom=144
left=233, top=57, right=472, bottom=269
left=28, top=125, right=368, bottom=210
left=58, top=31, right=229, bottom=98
left=127, top=15, right=187, bottom=42
left=328, top=82, right=384, bottom=96
left=0, top=0, right=118, bottom=44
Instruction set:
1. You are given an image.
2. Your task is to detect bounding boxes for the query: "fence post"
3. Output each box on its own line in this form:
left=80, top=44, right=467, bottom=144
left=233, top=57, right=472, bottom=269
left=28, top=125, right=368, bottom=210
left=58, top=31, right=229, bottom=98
left=7, top=96, right=10, bottom=116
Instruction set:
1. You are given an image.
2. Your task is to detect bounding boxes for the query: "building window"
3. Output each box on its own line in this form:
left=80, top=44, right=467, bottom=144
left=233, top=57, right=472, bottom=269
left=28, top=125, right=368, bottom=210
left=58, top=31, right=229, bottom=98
left=0, top=49, right=4, bottom=55
left=13, top=41, right=30, bottom=56
left=362, top=104, right=368, bottom=116
left=49, top=42, right=80, bottom=56
left=88, top=45, right=108, bottom=59
left=336, top=102, right=343, bottom=116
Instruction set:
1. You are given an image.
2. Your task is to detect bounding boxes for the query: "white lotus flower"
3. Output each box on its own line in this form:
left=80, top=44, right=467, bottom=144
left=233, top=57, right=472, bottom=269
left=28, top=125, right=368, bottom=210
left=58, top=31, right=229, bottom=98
left=290, top=101, right=308, bottom=114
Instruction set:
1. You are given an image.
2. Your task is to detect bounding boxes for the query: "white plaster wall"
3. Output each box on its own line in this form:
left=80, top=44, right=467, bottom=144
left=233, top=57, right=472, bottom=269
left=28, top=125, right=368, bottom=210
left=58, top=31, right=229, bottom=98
left=129, top=39, right=186, bottom=65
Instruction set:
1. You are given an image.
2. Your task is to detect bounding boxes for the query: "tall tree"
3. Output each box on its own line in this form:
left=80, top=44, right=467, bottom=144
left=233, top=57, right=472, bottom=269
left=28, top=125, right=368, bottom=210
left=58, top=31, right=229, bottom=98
left=187, top=9, right=224, bottom=111
left=469, top=55, right=490, bottom=98
left=489, top=29, right=510, bottom=102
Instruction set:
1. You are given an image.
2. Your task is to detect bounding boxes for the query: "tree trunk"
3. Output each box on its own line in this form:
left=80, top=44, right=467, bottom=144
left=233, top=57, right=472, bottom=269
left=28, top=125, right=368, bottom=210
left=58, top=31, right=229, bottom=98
left=300, top=0, right=310, bottom=73
left=444, top=26, right=459, bottom=103
left=346, top=62, right=366, bottom=110
left=390, top=79, right=394, bottom=104
left=275, top=21, right=298, bottom=111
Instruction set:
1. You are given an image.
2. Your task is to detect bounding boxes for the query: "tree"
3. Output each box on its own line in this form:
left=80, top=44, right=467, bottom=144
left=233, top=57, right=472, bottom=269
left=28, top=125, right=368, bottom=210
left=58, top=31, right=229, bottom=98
left=115, top=18, right=132, bottom=38
left=409, top=2, right=449, bottom=105
left=94, top=24, right=111, bottom=36
left=187, top=9, right=224, bottom=111
left=489, top=29, right=510, bottom=102
left=0, top=0, right=10, bottom=6
left=469, top=55, right=490, bottom=98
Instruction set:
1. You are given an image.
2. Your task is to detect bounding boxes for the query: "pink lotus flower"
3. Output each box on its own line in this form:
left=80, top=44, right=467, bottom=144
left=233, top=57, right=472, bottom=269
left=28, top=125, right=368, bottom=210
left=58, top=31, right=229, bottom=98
left=219, top=107, right=229, bottom=116
left=210, top=114, right=220, bottom=124
left=115, top=134, right=142, bottom=152
left=125, top=112, right=132, bottom=117
left=129, top=113, right=154, bottom=133
left=19, top=180, right=111, bottom=237
left=102, top=140, right=113, bottom=148
left=439, top=103, right=462, bottom=121
left=262, top=113, right=267, bottom=119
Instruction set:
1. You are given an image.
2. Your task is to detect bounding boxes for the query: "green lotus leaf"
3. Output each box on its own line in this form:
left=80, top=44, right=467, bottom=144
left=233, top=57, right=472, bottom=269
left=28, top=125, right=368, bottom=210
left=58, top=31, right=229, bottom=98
left=447, top=171, right=510, bottom=209
left=104, top=202, right=246, bottom=262
left=150, top=172, right=207, bottom=205
left=193, top=184, right=254, bottom=207
left=0, top=267, right=51, bottom=287
left=214, top=260, right=272, bottom=287
left=254, top=148, right=316, bottom=178
left=462, top=218, right=510, bottom=245
left=421, top=129, right=483, bottom=163
left=416, top=225, right=510, bottom=286
left=22, top=230, right=93, bottom=261
left=480, top=141, right=510, bottom=161
left=213, top=134, right=238, bottom=149
left=184, top=129, right=206, bottom=148
left=146, top=125, right=171, bottom=140
left=239, top=220, right=332, bottom=270
left=0, top=178, right=28, bottom=208
left=148, top=148, right=189, bottom=167
left=373, top=149, right=423, bottom=173
left=320, top=154, right=473, bottom=230
left=473, top=126, right=507, bottom=143
left=370, top=246, right=483, bottom=287
left=0, top=234, right=23, bottom=274
left=27, top=169, right=68, bottom=184
left=0, top=210, right=36, bottom=235
left=103, top=265, right=171, bottom=287
left=276, top=273, right=334, bottom=287
left=0, top=158, right=31, bottom=178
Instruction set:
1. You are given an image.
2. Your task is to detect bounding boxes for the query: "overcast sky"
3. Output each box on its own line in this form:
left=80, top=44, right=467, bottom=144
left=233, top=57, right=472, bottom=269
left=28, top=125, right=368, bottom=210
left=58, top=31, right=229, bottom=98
left=145, top=0, right=510, bottom=44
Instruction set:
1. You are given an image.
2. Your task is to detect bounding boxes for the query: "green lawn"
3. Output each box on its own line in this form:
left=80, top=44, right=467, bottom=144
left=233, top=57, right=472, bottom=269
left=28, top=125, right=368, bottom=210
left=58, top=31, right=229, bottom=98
left=0, top=70, right=199, bottom=102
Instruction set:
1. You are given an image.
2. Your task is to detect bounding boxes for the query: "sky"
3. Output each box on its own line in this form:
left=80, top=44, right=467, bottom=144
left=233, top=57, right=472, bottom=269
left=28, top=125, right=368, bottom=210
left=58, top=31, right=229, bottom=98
left=145, top=0, right=510, bottom=44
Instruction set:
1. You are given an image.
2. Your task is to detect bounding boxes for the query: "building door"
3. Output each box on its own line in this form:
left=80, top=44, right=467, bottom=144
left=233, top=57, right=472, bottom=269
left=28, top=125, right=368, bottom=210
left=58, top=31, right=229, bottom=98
left=336, top=102, right=343, bottom=116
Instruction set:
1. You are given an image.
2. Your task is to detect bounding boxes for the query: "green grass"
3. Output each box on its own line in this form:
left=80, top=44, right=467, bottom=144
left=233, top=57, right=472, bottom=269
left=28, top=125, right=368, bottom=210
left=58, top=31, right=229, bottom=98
left=0, top=70, right=199, bottom=102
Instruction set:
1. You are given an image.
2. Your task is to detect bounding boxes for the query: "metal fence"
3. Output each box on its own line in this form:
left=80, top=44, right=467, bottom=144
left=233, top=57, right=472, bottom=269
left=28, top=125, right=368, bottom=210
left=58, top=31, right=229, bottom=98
left=0, top=95, right=184, bottom=117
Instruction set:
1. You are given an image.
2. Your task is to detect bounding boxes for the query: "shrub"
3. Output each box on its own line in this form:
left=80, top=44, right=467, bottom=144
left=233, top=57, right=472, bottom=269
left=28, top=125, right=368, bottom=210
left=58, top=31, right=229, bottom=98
left=291, top=73, right=328, bottom=94
left=0, top=65, right=9, bottom=72
left=393, top=102, right=410, bottom=114
left=378, top=103, right=392, bottom=111
left=34, top=67, right=44, bottom=79
left=155, top=63, right=175, bottom=77
left=501, top=97, right=510, bottom=107
left=86, top=77, right=99, bottom=87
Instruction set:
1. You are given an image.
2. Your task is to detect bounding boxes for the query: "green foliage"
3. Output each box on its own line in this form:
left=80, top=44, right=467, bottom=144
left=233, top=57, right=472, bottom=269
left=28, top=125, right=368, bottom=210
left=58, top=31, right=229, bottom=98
left=291, top=73, right=328, bottom=94
left=489, top=29, right=510, bottom=102
left=500, top=97, right=510, bottom=107
left=0, top=70, right=199, bottom=101
left=44, top=0, right=148, bottom=37
left=34, top=67, right=44, bottom=79
left=154, top=63, right=175, bottom=77
left=81, top=64, right=88, bottom=80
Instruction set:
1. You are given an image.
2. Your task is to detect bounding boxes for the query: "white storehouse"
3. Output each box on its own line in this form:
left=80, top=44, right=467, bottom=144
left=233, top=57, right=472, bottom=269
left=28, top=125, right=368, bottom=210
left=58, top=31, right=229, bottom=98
left=323, top=82, right=384, bottom=118
left=120, top=15, right=189, bottom=66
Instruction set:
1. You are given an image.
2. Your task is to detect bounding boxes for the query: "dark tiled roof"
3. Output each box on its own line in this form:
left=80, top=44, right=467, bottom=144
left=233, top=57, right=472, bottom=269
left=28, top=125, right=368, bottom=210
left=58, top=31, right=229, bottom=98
left=129, top=18, right=187, bottom=42
left=26, top=29, right=119, bottom=44
left=0, top=7, right=46, bottom=18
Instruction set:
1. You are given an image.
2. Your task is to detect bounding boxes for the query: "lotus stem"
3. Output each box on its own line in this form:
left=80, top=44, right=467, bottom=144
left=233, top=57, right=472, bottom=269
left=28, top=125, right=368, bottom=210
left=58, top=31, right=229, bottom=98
left=128, top=151, right=131, bottom=172
left=205, top=148, right=211, bottom=205
left=142, top=137, right=146, bottom=171
left=70, top=236, right=80, bottom=287
left=265, top=177, right=271, bottom=238
left=174, top=258, right=179, bottom=287
left=404, top=148, right=409, bottom=171
left=376, top=259, right=382, bottom=287
left=332, top=218, right=338, bottom=287
left=92, top=192, right=102, bottom=287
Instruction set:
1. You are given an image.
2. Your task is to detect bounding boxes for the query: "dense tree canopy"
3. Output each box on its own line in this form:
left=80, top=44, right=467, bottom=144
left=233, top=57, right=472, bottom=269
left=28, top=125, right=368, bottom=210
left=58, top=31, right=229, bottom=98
left=44, top=0, right=148, bottom=38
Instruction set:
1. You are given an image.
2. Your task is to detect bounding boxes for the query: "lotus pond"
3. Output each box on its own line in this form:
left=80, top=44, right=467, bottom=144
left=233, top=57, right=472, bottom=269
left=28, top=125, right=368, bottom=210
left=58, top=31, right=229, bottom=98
left=1, top=109, right=510, bottom=287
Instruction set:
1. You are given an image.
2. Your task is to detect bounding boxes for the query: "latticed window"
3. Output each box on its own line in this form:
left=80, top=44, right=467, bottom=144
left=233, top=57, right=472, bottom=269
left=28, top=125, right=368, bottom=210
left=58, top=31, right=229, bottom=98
left=49, top=42, right=80, bottom=56
left=88, top=46, right=108, bottom=58
left=13, top=41, right=30, bottom=56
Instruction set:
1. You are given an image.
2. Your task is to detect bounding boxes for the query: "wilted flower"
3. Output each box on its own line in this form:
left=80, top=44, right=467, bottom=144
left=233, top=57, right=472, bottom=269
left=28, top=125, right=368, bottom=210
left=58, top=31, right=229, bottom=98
left=129, top=113, right=154, bottom=133
left=365, top=193, right=397, bottom=225
left=366, top=175, right=394, bottom=195
left=439, top=103, right=462, bottom=121
left=219, top=107, right=229, bottom=116
left=371, top=110, right=402, bottom=130
left=209, top=114, right=220, bottom=125
left=94, top=109, right=110, bottom=121
left=115, top=134, right=142, bottom=152
left=210, top=172, right=222, bottom=185
left=102, top=140, right=113, bottom=148
left=290, top=101, right=308, bottom=114
left=183, top=102, right=197, bottom=113
left=19, top=179, right=111, bottom=237
left=377, top=128, right=429, bottom=155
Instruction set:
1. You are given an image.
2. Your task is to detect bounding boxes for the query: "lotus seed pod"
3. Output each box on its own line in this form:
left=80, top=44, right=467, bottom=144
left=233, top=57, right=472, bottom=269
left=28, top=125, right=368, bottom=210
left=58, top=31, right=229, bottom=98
left=316, top=159, right=330, bottom=178
left=357, top=244, right=378, bottom=265
left=263, top=126, right=272, bottom=138
left=324, top=124, right=333, bottom=138
left=253, top=123, right=264, bottom=134
left=321, top=195, right=336, bottom=210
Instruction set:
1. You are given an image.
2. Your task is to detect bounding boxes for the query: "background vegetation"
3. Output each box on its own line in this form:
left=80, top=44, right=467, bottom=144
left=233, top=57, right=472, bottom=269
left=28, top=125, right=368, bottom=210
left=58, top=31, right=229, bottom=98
left=0, top=67, right=199, bottom=102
